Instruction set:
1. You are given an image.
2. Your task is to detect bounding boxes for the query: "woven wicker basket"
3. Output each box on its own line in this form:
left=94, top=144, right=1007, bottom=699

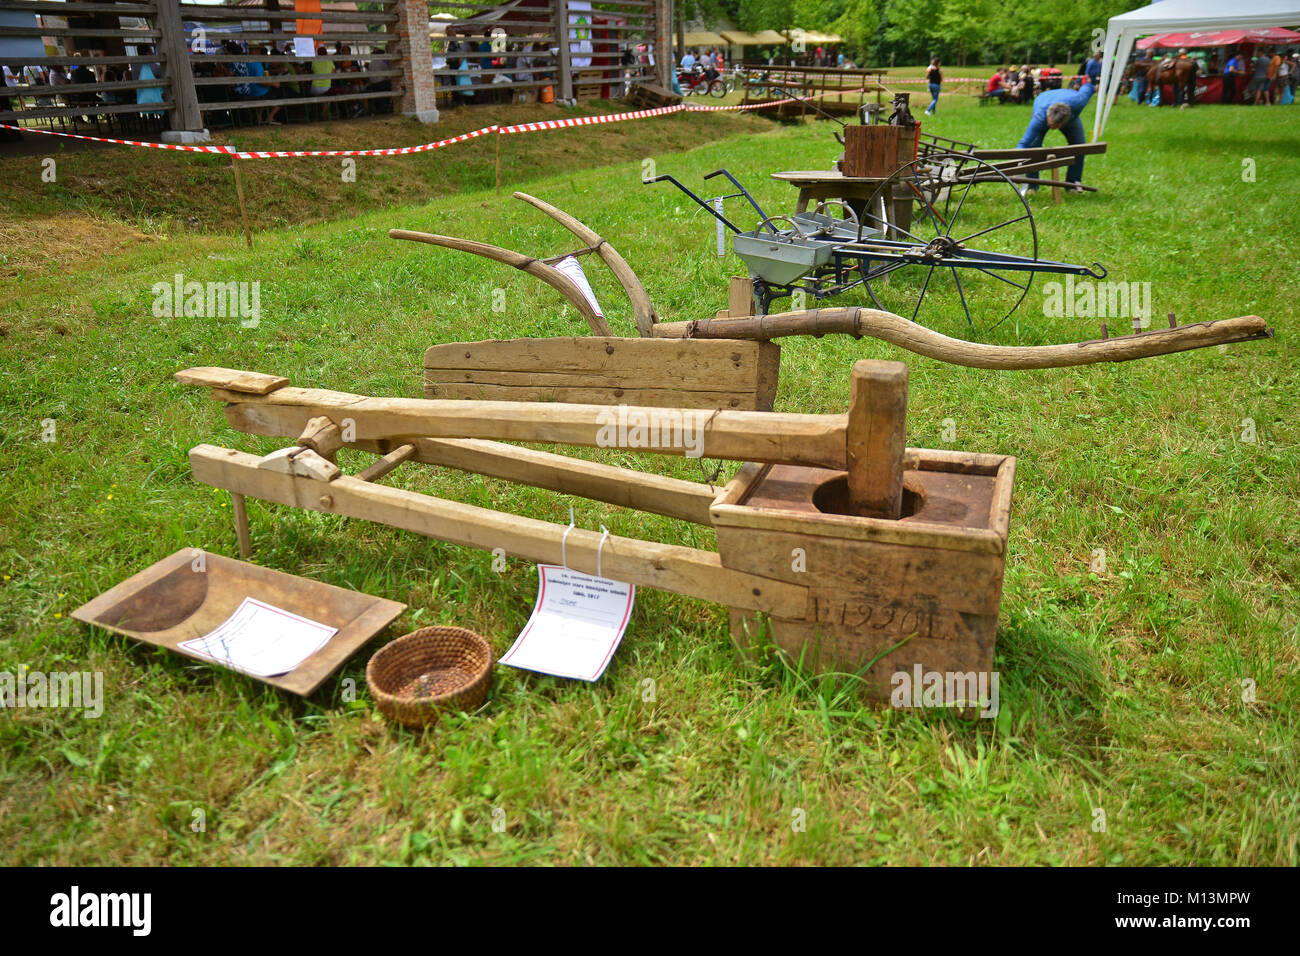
left=366, top=626, right=493, bottom=729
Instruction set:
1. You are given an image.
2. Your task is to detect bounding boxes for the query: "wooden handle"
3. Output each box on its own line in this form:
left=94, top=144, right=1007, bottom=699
left=512, top=192, right=659, bottom=336
left=847, top=360, right=908, bottom=518
left=388, top=229, right=612, bottom=336
left=209, top=383, right=850, bottom=470
left=650, top=309, right=1272, bottom=370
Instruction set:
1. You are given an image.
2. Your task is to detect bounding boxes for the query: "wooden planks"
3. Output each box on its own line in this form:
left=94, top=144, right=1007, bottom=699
left=423, top=337, right=782, bottom=412
left=174, top=367, right=288, bottom=395
left=842, top=124, right=904, bottom=178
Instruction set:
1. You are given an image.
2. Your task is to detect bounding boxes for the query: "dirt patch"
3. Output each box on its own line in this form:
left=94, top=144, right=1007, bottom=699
left=0, top=212, right=155, bottom=276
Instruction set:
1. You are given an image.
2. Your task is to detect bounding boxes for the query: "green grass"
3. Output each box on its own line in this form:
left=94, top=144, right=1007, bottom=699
left=0, top=91, right=1297, bottom=865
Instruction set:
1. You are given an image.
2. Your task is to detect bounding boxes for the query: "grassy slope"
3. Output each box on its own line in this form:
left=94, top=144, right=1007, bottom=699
left=0, top=91, right=1296, bottom=865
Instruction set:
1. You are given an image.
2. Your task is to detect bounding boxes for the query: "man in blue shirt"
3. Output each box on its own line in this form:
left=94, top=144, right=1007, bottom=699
left=1085, top=53, right=1102, bottom=85
left=1014, top=79, right=1095, bottom=192
left=1224, top=51, right=1246, bottom=103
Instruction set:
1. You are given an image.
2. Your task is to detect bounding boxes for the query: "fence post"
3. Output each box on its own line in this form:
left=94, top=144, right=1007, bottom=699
left=155, top=0, right=206, bottom=142
left=553, top=0, right=574, bottom=104
left=395, top=0, right=439, bottom=123
left=653, top=0, right=671, bottom=89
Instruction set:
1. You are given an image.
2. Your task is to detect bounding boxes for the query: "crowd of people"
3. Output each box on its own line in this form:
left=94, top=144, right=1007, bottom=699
left=0, top=39, right=395, bottom=132
left=1209, top=47, right=1293, bottom=104
left=984, top=62, right=1069, bottom=104
left=1125, top=46, right=1297, bottom=106
left=3, top=49, right=165, bottom=114
left=192, top=40, right=394, bottom=125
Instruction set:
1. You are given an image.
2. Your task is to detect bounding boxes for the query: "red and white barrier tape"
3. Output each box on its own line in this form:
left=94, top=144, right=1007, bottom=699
left=499, top=104, right=683, bottom=134
left=885, top=74, right=1089, bottom=86
left=0, top=87, right=878, bottom=158
left=0, top=122, right=235, bottom=153
left=232, top=123, right=499, bottom=158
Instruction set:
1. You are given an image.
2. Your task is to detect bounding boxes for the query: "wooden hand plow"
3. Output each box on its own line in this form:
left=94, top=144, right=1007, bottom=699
left=390, top=190, right=1271, bottom=371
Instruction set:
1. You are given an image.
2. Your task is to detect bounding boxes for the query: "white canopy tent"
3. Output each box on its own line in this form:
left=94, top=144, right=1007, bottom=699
left=1093, top=0, right=1300, bottom=140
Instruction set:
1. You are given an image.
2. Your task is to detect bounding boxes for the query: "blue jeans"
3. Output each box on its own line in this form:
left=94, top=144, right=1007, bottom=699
left=927, top=82, right=940, bottom=112
left=1016, top=112, right=1086, bottom=184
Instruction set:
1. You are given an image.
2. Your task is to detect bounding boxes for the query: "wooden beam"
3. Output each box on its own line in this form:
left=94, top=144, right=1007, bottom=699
left=189, top=445, right=809, bottom=618
left=411, top=438, right=720, bottom=525
left=234, top=428, right=720, bottom=525
left=355, top=443, right=416, bottom=484
left=211, top=386, right=848, bottom=469
left=649, top=310, right=1273, bottom=369
left=846, top=360, right=908, bottom=519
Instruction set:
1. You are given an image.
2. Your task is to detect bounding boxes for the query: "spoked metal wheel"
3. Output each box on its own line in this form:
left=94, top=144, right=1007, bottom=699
left=708, top=79, right=727, bottom=98
left=859, top=153, right=1038, bottom=333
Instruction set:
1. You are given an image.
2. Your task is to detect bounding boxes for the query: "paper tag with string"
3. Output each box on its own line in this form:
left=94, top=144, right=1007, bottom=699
left=554, top=255, right=605, bottom=318
left=498, top=517, right=635, bottom=681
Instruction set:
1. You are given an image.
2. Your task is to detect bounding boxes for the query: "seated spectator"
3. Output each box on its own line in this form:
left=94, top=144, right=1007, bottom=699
left=133, top=45, right=166, bottom=113
left=310, top=44, right=334, bottom=100
left=987, top=69, right=1006, bottom=102
left=67, top=56, right=98, bottom=119
left=234, top=44, right=280, bottom=124
left=362, top=54, right=393, bottom=113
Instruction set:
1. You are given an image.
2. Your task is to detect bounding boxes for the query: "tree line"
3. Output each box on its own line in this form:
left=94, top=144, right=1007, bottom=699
left=679, top=0, right=1143, bottom=66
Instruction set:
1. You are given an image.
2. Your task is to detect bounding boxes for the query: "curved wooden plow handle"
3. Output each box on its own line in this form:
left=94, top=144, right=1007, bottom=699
left=513, top=191, right=659, bottom=338
left=388, top=229, right=612, bottom=337
left=651, top=308, right=1273, bottom=370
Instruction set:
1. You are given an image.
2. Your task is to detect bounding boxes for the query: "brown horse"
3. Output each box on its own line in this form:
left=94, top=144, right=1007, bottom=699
left=1130, top=56, right=1198, bottom=106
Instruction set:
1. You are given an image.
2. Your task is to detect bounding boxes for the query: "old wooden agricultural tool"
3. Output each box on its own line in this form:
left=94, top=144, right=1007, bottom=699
left=179, top=359, right=1022, bottom=696
left=177, top=319, right=1271, bottom=698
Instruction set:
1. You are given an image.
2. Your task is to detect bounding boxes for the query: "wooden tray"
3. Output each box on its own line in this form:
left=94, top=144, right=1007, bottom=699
left=72, top=549, right=406, bottom=695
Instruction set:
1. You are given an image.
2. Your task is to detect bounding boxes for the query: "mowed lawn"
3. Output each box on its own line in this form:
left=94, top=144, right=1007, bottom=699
left=0, top=88, right=1296, bottom=866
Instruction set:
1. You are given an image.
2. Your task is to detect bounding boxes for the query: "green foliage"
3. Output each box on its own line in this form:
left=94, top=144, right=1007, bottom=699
left=725, top=0, right=1148, bottom=65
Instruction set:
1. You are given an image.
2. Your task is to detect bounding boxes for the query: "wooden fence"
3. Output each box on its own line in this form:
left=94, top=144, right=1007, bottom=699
left=738, top=63, right=888, bottom=118
left=0, top=0, right=405, bottom=133
left=0, top=0, right=670, bottom=136
left=428, top=0, right=657, bottom=107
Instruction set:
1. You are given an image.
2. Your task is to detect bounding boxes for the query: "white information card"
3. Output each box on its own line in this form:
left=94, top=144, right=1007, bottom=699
left=179, top=597, right=337, bottom=678
left=499, top=565, right=635, bottom=681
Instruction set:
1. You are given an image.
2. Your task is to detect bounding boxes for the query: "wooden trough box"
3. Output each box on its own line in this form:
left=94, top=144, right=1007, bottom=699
left=715, top=453, right=1013, bottom=684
